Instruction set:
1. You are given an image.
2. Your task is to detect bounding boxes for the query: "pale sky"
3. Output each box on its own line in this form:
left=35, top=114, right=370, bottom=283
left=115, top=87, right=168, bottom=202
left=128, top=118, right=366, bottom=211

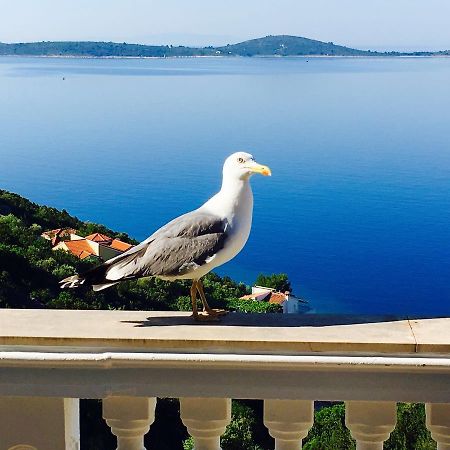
left=1, top=0, right=449, bottom=51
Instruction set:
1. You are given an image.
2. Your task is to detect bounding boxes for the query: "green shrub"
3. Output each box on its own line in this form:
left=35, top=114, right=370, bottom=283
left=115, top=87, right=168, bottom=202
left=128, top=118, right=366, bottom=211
left=385, top=403, right=435, bottom=450
left=304, top=404, right=355, bottom=450
left=303, top=403, right=436, bottom=450
left=226, top=298, right=282, bottom=313
left=221, top=402, right=262, bottom=450
left=182, top=401, right=263, bottom=450
left=182, top=436, right=194, bottom=450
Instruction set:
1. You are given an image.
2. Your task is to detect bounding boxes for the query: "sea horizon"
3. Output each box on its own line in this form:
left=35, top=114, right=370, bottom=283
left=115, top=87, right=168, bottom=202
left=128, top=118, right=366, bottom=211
left=3, top=54, right=450, bottom=60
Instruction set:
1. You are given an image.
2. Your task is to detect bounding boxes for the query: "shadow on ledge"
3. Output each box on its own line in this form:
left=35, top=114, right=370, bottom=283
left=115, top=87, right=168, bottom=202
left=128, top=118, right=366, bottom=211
left=121, top=312, right=450, bottom=328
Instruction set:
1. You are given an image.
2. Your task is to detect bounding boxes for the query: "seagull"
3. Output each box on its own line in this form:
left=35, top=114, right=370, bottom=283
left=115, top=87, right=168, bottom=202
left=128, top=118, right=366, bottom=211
left=60, top=152, right=271, bottom=320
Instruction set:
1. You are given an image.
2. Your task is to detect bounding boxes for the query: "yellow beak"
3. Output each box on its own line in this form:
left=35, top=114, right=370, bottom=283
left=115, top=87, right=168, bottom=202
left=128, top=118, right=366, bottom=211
left=249, top=162, right=272, bottom=176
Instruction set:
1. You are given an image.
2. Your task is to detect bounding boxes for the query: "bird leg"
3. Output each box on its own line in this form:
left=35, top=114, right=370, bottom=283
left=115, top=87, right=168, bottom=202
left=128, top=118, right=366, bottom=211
left=196, top=279, right=228, bottom=316
left=190, top=281, right=199, bottom=317
left=190, top=280, right=219, bottom=321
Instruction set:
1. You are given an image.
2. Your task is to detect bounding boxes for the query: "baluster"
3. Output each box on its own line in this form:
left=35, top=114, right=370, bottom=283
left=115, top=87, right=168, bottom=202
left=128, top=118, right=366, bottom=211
left=180, top=397, right=231, bottom=450
left=346, top=401, right=396, bottom=450
left=0, top=396, right=79, bottom=450
left=103, top=396, right=156, bottom=450
left=426, top=403, right=450, bottom=450
left=264, top=399, right=314, bottom=450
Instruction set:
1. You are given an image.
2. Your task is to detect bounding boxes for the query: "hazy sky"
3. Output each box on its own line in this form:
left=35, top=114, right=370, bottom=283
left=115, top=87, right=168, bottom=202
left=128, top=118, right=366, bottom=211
left=1, top=0, right=449, bottom=51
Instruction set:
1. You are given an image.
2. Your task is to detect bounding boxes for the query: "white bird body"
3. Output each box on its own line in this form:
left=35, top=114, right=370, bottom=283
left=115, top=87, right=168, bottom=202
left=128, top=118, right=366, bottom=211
left=60, top=151, right=271, bottom=320
left=162, top=177, right=254, bottom=281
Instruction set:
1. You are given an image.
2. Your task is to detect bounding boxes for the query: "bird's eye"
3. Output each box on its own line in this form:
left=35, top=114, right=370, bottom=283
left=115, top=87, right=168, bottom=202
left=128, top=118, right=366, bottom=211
left=237, top=157, right=245, bottom=164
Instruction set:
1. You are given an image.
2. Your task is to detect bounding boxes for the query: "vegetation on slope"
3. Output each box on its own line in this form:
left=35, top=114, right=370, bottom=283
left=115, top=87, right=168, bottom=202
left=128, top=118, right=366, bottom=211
left=0, top=189, right=280, bottom=313
left=1, top=35, right=447, bottom=58
left=217, top=35, right=373, bottom=56
left=255, top=273, right=291, bottom=292
left=0, top=41, right=214, bottom=57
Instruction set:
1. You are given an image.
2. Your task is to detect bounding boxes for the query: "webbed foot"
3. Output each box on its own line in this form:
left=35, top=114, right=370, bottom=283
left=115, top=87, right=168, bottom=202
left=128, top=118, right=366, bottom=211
left=191, top=311, right=221, bottom=322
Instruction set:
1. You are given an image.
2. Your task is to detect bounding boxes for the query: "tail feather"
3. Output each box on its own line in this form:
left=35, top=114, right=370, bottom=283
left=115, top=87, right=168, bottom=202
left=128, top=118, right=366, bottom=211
left=60, top=262, right=121, bottom=291
left=92, top=282, right=119, bottom=291
left=59, top=275, right=85, bottom=289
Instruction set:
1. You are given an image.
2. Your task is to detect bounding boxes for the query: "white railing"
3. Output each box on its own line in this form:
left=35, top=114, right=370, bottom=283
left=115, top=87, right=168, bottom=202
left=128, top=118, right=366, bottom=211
left=0, top=309, right=449, bottom=450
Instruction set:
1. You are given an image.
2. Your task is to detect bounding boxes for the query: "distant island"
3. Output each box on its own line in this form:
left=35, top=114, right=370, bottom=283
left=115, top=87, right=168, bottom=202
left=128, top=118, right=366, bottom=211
left=0, top=35, right=449, bottom=58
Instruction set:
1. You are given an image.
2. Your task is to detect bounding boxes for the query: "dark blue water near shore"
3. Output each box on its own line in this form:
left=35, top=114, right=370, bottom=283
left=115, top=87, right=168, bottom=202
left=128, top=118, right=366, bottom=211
left=1, top=56, right=449, bottom=315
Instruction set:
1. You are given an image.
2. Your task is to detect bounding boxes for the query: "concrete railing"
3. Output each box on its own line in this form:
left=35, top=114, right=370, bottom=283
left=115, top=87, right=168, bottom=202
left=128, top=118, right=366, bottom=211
left=0, top=309, right=449, bottom=450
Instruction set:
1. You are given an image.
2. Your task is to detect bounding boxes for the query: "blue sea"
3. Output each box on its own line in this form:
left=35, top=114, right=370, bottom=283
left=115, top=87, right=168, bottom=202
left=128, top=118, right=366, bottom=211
left=1, top=56, right=449, bottom=315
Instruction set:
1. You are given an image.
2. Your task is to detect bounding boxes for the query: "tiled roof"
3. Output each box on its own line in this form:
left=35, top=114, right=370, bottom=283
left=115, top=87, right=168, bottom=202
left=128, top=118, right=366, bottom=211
left=239, top=294, right=257, bottom=300
left=239, top=292, right=273, bottom=301
left=42, top=227, right=78, bottom=243
left=85, top=233, right=112, bottom=243
left=79, top=250, right=96, bottom=260
left=43, top=227, right=77, bottom=237
left=268, top=292, right=288, bottom=305
left=109, top=239, right=133, bottom=252
left=63, top=240, right=97, bottom=260
left=47, top=229, right=133, bottom=259
left=239, top=290, right=287, bottom=304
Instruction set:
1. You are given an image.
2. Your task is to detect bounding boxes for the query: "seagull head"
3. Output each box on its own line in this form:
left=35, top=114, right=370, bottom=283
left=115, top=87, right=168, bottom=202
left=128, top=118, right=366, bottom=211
left=223, top=152, right=271, bottom=181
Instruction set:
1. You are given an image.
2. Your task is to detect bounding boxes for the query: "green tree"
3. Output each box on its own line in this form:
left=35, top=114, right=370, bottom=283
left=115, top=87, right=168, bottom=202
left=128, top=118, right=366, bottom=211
left=221, top=402, right=263, bottom=450
left=255, top=273, right=291, bottom=292
left=385, top=403, right=435, bottom=450
left=304, top=403, right=355, bottom=450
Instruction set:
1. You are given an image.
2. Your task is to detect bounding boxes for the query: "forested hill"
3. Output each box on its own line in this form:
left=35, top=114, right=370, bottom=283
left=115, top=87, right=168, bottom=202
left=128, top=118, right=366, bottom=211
left=0, top=35, right=448, bottom=57
left=216, top=35, right=374, bottom=56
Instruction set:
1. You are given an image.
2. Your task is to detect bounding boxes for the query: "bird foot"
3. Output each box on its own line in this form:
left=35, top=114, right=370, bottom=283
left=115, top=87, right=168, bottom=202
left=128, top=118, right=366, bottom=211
left=191, top=311, right=221, bottom=322
left=208, top=308, right=229, bottom=316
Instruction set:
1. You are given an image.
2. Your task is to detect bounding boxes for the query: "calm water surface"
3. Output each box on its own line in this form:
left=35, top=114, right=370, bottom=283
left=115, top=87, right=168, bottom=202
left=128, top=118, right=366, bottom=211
left=1, top=56, right=449, bottom=315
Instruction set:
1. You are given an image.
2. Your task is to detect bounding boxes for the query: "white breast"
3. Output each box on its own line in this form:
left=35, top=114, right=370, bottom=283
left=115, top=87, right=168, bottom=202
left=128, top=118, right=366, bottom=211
left=202, top=179, right=254, bottom=271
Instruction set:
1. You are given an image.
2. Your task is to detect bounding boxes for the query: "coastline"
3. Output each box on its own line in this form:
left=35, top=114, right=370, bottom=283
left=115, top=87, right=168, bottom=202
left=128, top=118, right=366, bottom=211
left=0, top=54, right=449, bottom=60
left=2, top=36, right=447, bottom=60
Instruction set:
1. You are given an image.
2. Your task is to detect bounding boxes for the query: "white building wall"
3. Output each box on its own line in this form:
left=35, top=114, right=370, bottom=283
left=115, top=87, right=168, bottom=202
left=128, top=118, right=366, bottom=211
left=251, top=287, right=272, bottom=301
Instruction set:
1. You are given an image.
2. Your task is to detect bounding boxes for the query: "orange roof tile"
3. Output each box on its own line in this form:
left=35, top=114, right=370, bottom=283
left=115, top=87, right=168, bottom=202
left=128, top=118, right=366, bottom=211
left=42, top=228, right=79, bottom=246
left=85, top=233, right=112, bottom=243
left=268, top=292, right=287, bottom=305
left=78, top=250, right=96, bottom=260
left=239, top=294, right=257, bottom=300
left=109, top=239, right=133, bottom=252
left=42, top=228, right=77, bottom=239
left=63, top=240, right=97, bottom=259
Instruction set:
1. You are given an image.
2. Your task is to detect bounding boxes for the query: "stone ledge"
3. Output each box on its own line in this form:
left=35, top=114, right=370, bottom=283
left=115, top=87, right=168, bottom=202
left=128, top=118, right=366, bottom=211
left=0, top=309, right=448, bottom=354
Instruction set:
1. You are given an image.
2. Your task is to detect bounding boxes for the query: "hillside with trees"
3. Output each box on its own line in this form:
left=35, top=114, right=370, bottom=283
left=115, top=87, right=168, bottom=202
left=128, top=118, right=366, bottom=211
left=216, top=35, right=374, bottom=56
left=1, top=35, right=448, bottom=58
left=0, top=189, right=285, bottom=314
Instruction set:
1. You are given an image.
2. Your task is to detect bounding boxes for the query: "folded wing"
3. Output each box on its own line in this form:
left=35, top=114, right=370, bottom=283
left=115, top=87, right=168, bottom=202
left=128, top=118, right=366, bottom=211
left=77, top=211, right=229, bottom=289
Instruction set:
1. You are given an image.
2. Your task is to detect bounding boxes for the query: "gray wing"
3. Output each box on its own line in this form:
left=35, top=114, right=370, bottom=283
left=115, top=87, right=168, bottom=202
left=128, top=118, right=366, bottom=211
left=100, top=210, right=229, bottom=282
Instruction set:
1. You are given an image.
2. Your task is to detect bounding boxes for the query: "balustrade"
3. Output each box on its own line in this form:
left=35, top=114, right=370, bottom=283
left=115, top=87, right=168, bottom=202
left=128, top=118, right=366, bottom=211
left=0, top=309, right=448, bottom=449
left=264, top=400, right=313, bottom=450
left=103, top=396, right=156, bottom=450
left=345, top=401, right=396, bottom=450
left=180, top=397, right=231, bottom=450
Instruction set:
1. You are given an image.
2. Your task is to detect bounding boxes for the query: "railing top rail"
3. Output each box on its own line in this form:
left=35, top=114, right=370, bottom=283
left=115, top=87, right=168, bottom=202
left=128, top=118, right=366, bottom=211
left=0, top=309, right=448, bottom=355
